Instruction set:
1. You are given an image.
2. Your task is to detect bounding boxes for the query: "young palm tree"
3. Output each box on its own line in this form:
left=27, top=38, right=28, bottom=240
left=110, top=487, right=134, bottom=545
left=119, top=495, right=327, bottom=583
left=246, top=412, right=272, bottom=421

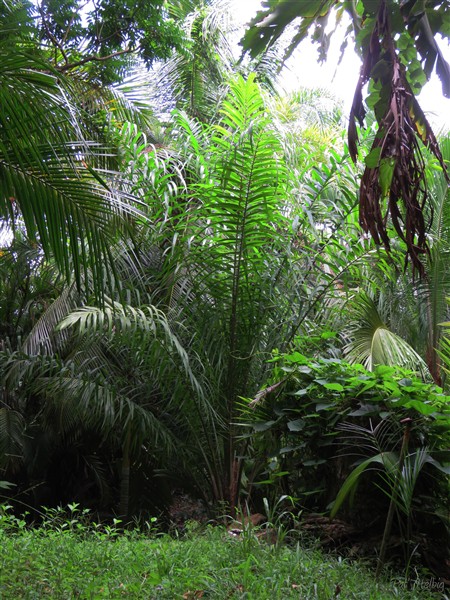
left=120, top=74, right=369, bottom=510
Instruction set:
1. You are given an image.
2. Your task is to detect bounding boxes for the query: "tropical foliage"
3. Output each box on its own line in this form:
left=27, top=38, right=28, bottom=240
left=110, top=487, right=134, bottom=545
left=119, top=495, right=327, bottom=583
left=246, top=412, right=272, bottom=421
left=242, top=0, right=450, bottom=273
left=242, top=348, right=450, bottom=571
left=0, top=0, right=449, bottom=581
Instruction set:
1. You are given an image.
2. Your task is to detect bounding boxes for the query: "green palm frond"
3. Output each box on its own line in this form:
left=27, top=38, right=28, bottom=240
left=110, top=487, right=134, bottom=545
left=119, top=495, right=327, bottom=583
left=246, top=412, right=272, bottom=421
left=0, top=47, right=143, bottom=295
left=22, top=284, right=79, bottom=356
left=36, top=374, right=178, bottom=456
left=397, top=448, right=430, bottom=516
left=337, top=419, right=402, bottom=459
left=58, top=299, right=181, bottom=347
left=273, top=87, right=343, bottom=133
left=156, top=0, right=235, bottom=121
left=0, top=234, right=61, bottom=345
left=344, top=293, right=431, bottom=379
left=0, top=350, right=62, bottom=395
left=57, top=298, right=206, bottom=410
left=0, top=340, right=180, bottom=458
left=145, top=74, right=295, bottom=502
left=330, top=452, right=398, bottom=519
left=189, top=74, right=288, bottom=304
left=331, top=418, right=402, bottom=518
left=73, top=70, right=159, bottom=137
left=167, top=76, right=289, bottom=401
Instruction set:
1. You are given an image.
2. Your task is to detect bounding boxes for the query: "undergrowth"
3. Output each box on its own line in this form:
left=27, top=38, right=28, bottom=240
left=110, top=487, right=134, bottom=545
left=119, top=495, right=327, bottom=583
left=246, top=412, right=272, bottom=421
left=0, top=504, right=445, bottom=599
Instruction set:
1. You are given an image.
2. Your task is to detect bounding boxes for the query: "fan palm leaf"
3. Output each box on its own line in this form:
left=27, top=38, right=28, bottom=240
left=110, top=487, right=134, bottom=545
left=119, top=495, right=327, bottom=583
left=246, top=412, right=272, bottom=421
left=344, top=292, right=431, bottom=379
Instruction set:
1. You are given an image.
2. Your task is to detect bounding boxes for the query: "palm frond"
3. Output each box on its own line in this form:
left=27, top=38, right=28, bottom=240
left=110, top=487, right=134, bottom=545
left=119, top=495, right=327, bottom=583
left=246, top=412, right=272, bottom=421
left=344, top=293, right=431, bottom=379
left=155, top=0, right=235, bottom=121
left=36, top=374, right=178, bottom=457
left=22, top=284, right=79, bottom=356
left=57, top=298, right=207, bottom=412
left=0, top=46, right=143, bottom=295
left=397, top=448, right=431, bottom=516
left=337, top=419, right=401, bottom=459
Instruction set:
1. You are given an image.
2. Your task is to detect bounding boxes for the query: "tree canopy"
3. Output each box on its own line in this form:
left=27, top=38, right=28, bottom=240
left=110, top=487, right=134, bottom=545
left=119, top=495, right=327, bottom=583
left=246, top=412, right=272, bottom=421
left=4, top=0, right=186, bottom=84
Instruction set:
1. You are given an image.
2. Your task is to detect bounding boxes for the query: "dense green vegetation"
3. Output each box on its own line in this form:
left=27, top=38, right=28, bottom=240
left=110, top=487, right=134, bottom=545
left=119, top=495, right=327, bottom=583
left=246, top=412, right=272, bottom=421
left=0, top=505, right=443, bottom=598
left=1, top=0, right=449, bottom=589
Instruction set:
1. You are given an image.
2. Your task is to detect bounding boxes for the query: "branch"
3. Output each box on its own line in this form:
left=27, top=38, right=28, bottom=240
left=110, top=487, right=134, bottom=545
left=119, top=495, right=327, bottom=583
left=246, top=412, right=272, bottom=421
left=56, top=48, right=134, bottom=72
left=36, top=0, right=69, bottom=66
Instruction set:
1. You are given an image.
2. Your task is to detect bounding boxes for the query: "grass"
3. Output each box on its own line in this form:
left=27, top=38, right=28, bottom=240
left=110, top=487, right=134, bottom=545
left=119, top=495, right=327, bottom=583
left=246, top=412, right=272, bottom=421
left=0, top=504, right=445, bottom=599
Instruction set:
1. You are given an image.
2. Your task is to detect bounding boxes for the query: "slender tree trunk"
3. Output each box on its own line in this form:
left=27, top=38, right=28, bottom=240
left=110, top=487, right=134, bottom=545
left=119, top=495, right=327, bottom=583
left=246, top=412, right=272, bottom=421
left=119, top=425, right=131, bottom=519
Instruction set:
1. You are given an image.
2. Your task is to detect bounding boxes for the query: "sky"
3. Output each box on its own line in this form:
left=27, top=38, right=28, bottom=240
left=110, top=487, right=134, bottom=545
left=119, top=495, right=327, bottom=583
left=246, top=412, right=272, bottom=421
left=233, top=0, right=450, bottom=133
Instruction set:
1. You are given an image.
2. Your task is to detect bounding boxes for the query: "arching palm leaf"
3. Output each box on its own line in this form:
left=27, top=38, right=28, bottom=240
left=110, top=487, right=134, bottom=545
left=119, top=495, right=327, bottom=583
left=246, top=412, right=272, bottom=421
left=0, top=47, right=142, bottom=295
left=156, top=0, right=235, bottom=121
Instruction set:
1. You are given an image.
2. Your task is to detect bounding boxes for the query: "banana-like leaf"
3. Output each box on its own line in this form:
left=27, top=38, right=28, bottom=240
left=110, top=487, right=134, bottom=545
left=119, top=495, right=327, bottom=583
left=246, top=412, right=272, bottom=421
left=240, top=0, right=336, bottom=62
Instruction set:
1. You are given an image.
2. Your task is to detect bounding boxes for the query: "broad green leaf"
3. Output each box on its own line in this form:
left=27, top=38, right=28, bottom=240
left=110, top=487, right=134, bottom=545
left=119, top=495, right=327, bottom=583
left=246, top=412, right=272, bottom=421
left=379, top=157, right=396, bottom=197
left=323, top=382, right=344, bottom=392
left=287, top=419, right=305, bottom=432
left=253, top=420, right=276, bottom=432
left=364, top=147, right=381, bottom=168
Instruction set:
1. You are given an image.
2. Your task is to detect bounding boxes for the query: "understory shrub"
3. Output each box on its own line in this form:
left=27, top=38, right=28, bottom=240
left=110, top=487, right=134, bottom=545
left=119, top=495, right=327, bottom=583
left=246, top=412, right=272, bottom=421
left=240, top=345, right=450, bottom=575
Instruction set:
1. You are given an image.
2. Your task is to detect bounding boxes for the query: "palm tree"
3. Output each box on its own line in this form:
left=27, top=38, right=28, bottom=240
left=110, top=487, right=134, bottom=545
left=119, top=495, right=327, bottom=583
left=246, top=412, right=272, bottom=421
left=0, top=263, right=203, bottom=515
left=343, top=135, right=450, bottom=385
left=155, top=0, right=235, bottom=122
left=0, top=0, right=182, bottom=297
left=153, top=0, right=286, bottom=125
left=112, top=75, right=290, bottom=508
left=120, top=74, right=370, bottom=510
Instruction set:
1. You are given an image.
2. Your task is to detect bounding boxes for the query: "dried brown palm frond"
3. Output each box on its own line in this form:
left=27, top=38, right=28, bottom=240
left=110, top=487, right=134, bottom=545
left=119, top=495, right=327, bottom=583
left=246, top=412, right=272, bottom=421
left=348, top=0, right=450, bottom=276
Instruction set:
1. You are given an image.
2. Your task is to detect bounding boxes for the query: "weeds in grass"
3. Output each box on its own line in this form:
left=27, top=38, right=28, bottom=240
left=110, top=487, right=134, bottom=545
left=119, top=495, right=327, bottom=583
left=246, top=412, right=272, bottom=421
left=0, top=503, right=444, bottom=599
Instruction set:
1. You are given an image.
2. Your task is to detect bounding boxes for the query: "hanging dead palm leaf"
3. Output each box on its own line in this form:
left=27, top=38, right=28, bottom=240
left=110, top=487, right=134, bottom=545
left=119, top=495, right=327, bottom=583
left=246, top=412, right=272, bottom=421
left=348, top=0, right=450, bottom=276
left=241, top=0, right=450, bottom=276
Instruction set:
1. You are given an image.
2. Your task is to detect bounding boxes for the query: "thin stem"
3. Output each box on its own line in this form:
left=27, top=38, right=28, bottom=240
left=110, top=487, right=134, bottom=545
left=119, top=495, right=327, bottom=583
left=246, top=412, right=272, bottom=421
left=376, top=418, right=412, bottom=578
